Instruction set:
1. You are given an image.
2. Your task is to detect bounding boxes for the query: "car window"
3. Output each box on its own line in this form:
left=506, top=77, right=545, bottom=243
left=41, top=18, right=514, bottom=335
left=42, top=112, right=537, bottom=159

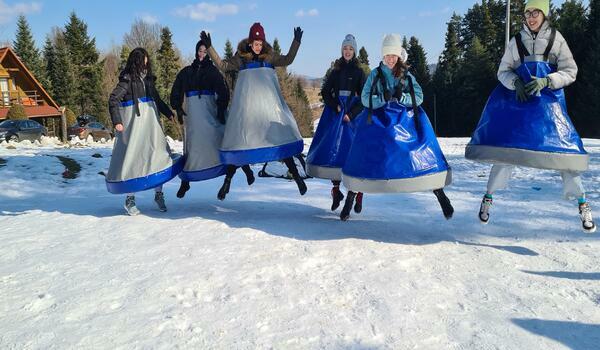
left=0, top=120, right=16, bottom=128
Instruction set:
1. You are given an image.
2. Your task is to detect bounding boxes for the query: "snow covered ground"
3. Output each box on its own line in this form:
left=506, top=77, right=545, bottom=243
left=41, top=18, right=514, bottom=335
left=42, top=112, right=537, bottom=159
left=1, top=137, right=599, bottom=350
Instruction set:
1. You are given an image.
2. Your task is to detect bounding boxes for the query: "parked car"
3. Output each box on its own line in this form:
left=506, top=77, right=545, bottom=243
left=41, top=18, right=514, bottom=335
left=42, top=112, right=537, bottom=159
left=68, top=115, right=112, bottom=141
left=0, top=119, right=47, bottom=142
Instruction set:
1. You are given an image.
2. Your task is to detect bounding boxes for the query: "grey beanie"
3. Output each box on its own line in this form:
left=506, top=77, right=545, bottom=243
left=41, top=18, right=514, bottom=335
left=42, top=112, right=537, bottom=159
left=341, top=34, right=358, bottom=56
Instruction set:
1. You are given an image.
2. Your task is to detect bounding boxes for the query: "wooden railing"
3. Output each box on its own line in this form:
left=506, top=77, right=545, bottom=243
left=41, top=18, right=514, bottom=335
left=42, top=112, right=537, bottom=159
left=0, top=90, right=43, bottom=108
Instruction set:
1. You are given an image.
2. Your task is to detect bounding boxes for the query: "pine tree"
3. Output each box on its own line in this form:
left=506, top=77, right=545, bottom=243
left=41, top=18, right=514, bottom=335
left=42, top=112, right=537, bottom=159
left=224, top=39, right=234, bottom=59
left=402, top=36, right=408, bottom=49
left=42, top=37, right=55, bottom=97
left=119, top=45, right=131, bottom=72
left=156, top=27, right=181, bottom=139
left=577, top=0, right=600, bottom=137
left=223, top=39, right=237, bottom=92
left=48, top=31, right=75, bottom=108
left=273, top=38, right=281, bottom=55
left=13, top=15, right=47, bottom=88
left=406, top=37, right=431, bottom=86
left=358, top=46, right=370, bottom=66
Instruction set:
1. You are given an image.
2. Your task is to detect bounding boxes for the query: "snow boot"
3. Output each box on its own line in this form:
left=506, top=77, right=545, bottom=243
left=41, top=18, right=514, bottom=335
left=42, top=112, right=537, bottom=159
left=433, top=189, right=454, bottom=219
left=331, top=186, right=344, bottom=211
left=154, top=191, right=167, bottom=212
left=242, top=165, right=255, bottom=186
left=124, top=195, right=140, bottom=216
left=293, top=174, right=307, bottom=195
left=340, top=191, right=356, bottom=221
left=479, top=194, right=493, bottom=224
left=218, top=177, right=231, bottom=201
left=579, top=202, right=596, bottom=233
left=354, top=192, right=363, bottom=214
left=176, top=180, right=190, bottom=198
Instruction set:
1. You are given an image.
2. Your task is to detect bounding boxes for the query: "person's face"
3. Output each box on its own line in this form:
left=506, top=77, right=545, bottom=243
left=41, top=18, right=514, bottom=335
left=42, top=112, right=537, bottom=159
left=144, top=55, right=148, bottom=67
left=384, top=54, right=399, bottom=69
left=197, top=45, right=207, bottom=60
left=525, top=8, right=544, bottom=32
left=342, top=45, right=355, bottom=61
left=251, top=40, right=263, bottom=55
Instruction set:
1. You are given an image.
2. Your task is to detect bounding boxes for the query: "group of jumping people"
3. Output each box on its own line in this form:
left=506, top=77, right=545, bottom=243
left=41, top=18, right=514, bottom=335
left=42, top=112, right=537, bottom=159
left=104, top=0, right=596, bottom=233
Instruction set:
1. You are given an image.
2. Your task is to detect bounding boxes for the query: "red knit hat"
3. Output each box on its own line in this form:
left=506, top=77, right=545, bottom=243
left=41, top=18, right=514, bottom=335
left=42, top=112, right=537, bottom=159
left=249, top=22, right=266, bottom=42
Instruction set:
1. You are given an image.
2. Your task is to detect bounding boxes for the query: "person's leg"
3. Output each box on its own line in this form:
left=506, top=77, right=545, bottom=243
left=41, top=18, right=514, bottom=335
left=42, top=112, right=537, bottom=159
left=154, top=185, right=167, bottom=212
left=124, top=192, right=140, bottom=216
left=218, top=165, right=237, bottom=200
left=561, top=171, right=595, bottom=233
left=479, top=164, right=514, bottom=224
left=331, top=180, right=344, bottom=211
left=241, top=164, right=255, bottom=186
left=177, top=180, right=191, bottom=198
left=283, top=157, right=307, bottom=195
left=354, top=192, right=363, bottom=214
left=433, top=188, right=454, bottom=219
left=340, top=191, right=356, bottom=221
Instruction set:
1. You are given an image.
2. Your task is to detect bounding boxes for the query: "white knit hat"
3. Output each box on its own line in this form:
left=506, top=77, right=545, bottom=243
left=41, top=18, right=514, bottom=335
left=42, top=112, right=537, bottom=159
left=381, top=34, right=408, bottom=62
left=341, top=34, right=357, bottom=56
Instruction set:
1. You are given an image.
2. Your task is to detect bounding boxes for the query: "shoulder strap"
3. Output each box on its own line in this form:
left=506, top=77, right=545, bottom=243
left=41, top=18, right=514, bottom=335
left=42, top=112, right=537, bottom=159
left=407, top=75, right=420, bottom=129
left=543, top=27, right=557, bottom=62
left=367, top=66, right=386, bottom=124
left=515, top=33, right=530, bottom=64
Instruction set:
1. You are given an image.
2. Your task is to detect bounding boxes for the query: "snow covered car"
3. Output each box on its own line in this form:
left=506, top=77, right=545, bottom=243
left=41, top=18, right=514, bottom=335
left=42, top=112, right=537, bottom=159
left=0, top=119, right=47, bottom=142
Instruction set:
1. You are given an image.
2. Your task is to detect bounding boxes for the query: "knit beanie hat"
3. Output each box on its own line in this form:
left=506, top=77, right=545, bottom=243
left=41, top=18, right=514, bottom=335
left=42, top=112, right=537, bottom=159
left=381, top=34, right=408, bottom=62
left=249, top=22, right=266, bottom=42
left=525, top=0, right=549, bottom=16
left=341, top=34, right=358, bottom=56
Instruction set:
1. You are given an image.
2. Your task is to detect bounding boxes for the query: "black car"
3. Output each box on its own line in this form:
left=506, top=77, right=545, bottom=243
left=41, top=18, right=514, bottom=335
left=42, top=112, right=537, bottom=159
left=0, top=119, right=47, bottom=142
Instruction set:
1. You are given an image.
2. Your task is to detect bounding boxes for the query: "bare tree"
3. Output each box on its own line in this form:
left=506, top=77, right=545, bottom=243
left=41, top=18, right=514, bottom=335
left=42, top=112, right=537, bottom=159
left=123, top=18, right=161, bottom=55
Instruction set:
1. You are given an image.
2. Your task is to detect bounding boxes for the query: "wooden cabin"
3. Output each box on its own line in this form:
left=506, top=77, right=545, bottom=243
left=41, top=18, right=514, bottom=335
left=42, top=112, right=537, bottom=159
left=0, top=47, right=62, bottom=137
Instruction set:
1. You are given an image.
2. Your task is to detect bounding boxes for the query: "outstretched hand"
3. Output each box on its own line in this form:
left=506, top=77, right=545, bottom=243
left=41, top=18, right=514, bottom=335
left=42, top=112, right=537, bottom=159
left=293, top=27, right=303, bottom=43
left=200, top=31, right=212, bottom=49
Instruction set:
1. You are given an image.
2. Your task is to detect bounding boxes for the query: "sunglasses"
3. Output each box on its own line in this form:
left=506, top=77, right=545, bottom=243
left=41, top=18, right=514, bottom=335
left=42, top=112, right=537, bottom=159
left=524, top=9, right=542, bottom=19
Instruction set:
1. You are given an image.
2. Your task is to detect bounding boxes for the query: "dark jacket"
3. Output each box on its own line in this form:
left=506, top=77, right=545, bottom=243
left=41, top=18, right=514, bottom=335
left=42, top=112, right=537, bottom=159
left=321, top=58, right=366, bottom=119
left=207, top=38, right=300, bottom=73
left=108, top=71, right=173, bottom=126
left=170, top=56, right=230, bottom=115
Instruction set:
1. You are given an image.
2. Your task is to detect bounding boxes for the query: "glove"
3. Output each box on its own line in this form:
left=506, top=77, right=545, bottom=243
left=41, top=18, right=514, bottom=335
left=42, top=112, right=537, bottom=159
left=525, top=76, right=549, bottom=96
left=514, top=78, right=529, bottom=102
left=200, top=31, right=212, bottom=49
left=293, top=27, right=303, bottom=44
left=217, top=108, right=226, bottom=125
left=176, top=108, right=186, bottom=124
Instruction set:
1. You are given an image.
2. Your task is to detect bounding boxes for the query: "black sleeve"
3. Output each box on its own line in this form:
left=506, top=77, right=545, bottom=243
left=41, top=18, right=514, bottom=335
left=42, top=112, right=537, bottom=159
left=108, top=74, right=130, bottom=126
left=149, top=80, right=173, bottom=119
left=348, top=68, right=367, bottom=119
left=211, top=67, right=230, bottom=113
left=170, top=69, right=185, bottom=111
left=321, top=69, right=339, bottom=110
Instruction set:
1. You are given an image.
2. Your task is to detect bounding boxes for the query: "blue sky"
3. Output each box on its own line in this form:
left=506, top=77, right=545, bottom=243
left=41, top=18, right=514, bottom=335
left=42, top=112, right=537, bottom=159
left=0, top=0, right=580, bottom=77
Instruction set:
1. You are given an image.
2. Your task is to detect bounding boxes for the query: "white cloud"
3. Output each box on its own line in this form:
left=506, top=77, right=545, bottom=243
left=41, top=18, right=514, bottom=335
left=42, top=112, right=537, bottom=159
left=295, top=8, right=318, bottom=17
left=249, top=3, right=258, bottom=10
left=0, top=1, right=42, bottom=24
left=137, top=12, right=158, bottom=25
left=173, top=2, right=238, bottom=22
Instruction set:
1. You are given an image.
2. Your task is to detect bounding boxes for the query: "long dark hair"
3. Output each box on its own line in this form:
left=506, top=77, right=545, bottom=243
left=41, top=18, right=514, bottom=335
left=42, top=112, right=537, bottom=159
left=124, top=47, right=153, bottom=79
left=392, top=59, right=410, bottom=78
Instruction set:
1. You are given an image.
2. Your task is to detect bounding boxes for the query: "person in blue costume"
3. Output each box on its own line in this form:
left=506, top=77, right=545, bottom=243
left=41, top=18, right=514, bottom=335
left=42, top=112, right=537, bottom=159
left=307, top=34, right=366, bottom=212
left=107, top=48, right=181, bottom=216
left=340, top=34, right=454, bottom=221
left=465, top=0, right=595, bottom=233
left=170, top=38, right=255, bottom=199
left=201, top=23, right=307, bottom=200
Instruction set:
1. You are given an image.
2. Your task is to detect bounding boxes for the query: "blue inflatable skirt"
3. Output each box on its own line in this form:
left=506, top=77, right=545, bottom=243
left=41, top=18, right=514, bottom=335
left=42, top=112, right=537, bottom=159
left=306, top=94, right=357, bottom=180
left=342, top=101, right=452, bottom=193
left=465, top=61, right=588, bottom=171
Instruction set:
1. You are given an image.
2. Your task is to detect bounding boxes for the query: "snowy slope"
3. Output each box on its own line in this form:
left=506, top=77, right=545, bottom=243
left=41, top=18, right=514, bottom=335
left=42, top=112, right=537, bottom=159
left=0, top=138, right=599, bottom=350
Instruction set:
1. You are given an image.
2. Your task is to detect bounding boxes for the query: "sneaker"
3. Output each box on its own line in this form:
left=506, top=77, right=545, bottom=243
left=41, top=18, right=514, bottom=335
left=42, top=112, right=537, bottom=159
left=340, top=191, right=356, bottom=221
left=124, top=195, right=140, bottom=216
left=176, top=181, right=190, bottom=198
left=331, top=186, right=344, bottom=211
left=154, top=191, right=167, bottom=212
left=354, top=192, right=363, bottom=213
left=218, top=178, right=231, bottom=201
left=293, top=175, right=307, bottom=195
left=434, top=189, right=454, bottom=219
left=479, top=195, right=493, bottom=224
left=579, top=202, right=596, bottom=233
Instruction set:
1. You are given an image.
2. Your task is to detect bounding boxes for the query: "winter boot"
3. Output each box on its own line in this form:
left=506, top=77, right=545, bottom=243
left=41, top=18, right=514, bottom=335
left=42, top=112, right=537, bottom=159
left=433, top=189, right=454, bottom=219
left=479, top=194, right=493, bottom=224
left=331, top=186, right=344, bottom=211
left=340, top=191, right=357, bottom=221
left=293, top=175, right=307, bottom=195
left=154, top=191, right=167, bottom=212
left=242, top=165, right=255, bottom=186
left=579, top=202, right=596, bottom=233
left=124, top=195, right=140, bottom=216
left=218, top=177, right=232, bottom=201
left=354, top=192, right=363, bottom=213
left=176, top=180, right=190, bottom=198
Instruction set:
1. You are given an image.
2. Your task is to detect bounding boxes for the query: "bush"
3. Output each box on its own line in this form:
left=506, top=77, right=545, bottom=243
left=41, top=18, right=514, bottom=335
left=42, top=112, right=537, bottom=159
left=6, top=104, right=28, bottom=120
left=65, top=108, right=76, bottom=126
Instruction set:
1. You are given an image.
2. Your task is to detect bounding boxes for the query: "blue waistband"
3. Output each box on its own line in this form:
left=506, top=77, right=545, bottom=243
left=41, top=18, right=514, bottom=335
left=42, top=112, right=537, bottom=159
left=186, top=90, right=216, bottom=97
left=240, top=61, right=275, bottom=70
left=121, top=96, right=154, bottom=107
